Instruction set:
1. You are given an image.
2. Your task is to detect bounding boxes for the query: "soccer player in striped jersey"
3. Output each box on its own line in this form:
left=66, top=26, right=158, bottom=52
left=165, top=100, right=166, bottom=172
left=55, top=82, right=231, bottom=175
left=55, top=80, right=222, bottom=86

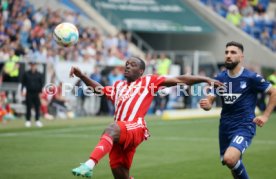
left=70, top=56, right=223, bottom=179
left=200, top=41, right=276, bottom=179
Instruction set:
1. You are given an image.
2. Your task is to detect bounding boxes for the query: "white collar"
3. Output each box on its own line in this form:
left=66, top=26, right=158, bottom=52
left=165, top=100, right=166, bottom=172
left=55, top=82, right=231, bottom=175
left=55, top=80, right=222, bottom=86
left=227, top=67, right=244, bottom=78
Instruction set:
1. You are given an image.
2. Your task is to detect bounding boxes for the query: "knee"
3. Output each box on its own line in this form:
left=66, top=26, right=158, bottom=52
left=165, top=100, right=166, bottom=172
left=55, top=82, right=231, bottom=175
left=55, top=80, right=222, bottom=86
left=104, top=123, right=120, bottom=141
left=223, top=155, right=238, bottom=168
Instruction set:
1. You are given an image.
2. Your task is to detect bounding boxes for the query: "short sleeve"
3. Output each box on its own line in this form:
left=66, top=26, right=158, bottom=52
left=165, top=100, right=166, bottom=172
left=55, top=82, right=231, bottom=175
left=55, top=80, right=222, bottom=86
left=251, top=73, right=272, bottom=93
left=149, top=75, right=166, bottom=93
left=102, top=82, right=119, bottom=103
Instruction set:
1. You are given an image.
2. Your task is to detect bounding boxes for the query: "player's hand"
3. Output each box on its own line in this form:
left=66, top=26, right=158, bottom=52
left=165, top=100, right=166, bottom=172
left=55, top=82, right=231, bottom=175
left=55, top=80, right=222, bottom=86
left=69, top=67, right=83, bottom=78
left=253, top=115, right=269, bottom=127
left=199, top=98, right=212, bottom=111
left=207, top=79, right=224, bottom=88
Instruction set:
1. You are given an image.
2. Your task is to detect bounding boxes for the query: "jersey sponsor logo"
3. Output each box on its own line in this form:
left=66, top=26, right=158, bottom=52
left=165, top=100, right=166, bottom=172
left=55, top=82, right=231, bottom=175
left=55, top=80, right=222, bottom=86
left=222, top=93, right=241, bottom=104
left=240, top=81, right=247, bottom=89
left=117, top=84, right=142, bottom=102
left=118, top=93, right=132, bottom=102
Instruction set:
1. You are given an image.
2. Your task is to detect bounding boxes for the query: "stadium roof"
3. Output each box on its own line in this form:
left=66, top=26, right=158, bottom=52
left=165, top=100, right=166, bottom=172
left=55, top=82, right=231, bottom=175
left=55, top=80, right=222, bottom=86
left=89, top=0, right=215, bottom=34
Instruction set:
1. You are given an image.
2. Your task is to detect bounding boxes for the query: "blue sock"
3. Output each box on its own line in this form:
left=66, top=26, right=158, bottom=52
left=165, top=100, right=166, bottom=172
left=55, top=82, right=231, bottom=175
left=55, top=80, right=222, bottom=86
left=231, top=160, right=249, bottom=179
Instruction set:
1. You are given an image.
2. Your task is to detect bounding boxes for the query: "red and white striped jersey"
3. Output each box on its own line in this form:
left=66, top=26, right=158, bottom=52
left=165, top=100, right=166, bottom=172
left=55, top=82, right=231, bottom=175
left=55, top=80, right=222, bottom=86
left=102, top=75, right=165, bottom=126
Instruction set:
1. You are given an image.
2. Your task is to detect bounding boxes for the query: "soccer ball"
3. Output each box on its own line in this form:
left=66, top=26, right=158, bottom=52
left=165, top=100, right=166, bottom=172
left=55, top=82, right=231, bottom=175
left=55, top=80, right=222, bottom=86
left=53, top=22, right=79, bottom=47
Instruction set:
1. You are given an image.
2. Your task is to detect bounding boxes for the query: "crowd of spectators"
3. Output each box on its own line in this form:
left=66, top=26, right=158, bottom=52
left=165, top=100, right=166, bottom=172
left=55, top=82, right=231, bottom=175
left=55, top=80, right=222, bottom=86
left=0, top=0, right=134, bottom=121
left=0, top=0, right=188, bottom=119
left=200, top=0, right=276, bottom=52
left=0, top=0, right=131, bottom=65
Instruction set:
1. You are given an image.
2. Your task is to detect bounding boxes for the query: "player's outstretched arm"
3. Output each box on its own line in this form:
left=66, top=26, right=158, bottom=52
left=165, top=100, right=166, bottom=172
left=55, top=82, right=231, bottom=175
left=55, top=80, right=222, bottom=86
left=253, top=87, right=276, bottom=127
left=69, top=66, right=104, bottom=93
left=161, top=75, right=223, bottom=87
left=199, top=95, right=216, bottom=111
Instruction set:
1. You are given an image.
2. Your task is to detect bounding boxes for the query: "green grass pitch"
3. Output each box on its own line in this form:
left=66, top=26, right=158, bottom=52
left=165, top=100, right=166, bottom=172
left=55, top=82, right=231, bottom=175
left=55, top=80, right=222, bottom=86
left=1, top=113, right=276, bottom=179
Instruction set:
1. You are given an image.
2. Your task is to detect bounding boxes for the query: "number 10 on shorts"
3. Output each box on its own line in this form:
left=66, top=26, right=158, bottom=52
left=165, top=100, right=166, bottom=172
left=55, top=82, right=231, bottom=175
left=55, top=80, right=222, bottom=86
left=233, top=135, right=244, bottom=144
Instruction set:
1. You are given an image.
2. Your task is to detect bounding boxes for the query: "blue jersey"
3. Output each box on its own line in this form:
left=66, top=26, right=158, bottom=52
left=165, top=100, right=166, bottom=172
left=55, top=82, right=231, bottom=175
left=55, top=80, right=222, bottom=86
left=213, top=68, right=271, bottom=135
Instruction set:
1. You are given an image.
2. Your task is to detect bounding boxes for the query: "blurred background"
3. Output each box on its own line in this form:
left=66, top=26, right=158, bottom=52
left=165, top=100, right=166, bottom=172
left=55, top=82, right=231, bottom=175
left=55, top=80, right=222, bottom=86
left=0, top=0, right=276, bottom=121
left=1, top=1, right=276, bottom=179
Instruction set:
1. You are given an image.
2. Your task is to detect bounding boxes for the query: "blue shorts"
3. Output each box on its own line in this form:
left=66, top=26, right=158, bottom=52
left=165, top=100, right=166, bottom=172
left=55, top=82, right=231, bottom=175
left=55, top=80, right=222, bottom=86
left=219, top=130, right=254, bottom=157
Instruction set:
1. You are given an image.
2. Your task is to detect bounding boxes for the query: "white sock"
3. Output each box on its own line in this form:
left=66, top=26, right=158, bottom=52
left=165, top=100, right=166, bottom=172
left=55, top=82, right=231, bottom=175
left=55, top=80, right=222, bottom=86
left=85, top=159, right=95, bottom=169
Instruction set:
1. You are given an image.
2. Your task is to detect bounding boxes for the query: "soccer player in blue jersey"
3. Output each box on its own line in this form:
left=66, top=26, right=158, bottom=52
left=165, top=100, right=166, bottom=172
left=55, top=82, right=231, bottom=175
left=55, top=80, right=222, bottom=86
left=200, top=41, right=276, bottom=179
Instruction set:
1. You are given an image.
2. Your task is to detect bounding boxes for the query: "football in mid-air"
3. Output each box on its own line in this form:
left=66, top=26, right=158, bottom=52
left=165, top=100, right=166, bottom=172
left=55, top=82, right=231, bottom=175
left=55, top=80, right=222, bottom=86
left=53, top=22, right=79, bottom=47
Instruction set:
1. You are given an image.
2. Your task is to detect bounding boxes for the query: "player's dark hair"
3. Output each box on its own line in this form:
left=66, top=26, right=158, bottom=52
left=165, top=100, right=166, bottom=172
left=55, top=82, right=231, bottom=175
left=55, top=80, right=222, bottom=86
left=226, top=41, right=244, bottom=52
left=132, top=56, right=145, bottom=71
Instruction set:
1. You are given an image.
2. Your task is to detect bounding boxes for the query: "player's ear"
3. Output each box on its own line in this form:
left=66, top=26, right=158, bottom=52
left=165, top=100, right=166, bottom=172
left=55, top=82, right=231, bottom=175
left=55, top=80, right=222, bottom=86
left=241, top=53, right=244, bottom=61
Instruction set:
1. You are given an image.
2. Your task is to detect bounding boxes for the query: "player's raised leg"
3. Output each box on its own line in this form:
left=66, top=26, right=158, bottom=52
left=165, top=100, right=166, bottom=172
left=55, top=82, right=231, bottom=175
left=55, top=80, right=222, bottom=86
left=72, top=122, right=120, bottom=178
left=109, top=122, right=143, bottom=179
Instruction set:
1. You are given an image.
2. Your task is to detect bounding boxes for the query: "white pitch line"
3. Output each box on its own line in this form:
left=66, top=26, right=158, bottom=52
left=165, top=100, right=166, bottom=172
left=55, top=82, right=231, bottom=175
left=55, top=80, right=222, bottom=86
left=0, top=125, right=104, bottom=136
left=0, top=119, right=216, bottom=137
left=0, top=119, right=275, bottom=145
left=1, top=132, right=275, bottom=145
left=152, top=136, right=276, bottom=145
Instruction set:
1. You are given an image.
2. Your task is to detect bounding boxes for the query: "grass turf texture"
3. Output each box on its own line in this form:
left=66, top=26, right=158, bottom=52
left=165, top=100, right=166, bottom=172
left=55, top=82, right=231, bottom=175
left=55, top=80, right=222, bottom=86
left=1, top=114, right=276, bottom=179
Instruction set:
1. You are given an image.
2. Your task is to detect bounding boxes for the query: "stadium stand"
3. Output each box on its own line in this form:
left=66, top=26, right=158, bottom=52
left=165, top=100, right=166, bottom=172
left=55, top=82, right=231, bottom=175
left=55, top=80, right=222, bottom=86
left=0, top=0, right=131, bottom=64
left=0, top=0, right=134, bottom=115
left=199, top=0, right=276, bottom=52
left=0, top=0, right=275, bottom=118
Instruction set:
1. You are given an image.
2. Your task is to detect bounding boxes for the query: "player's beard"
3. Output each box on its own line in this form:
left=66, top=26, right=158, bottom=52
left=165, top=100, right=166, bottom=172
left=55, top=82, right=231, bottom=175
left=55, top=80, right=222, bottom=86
left=225, top=61, right=239, bottom=70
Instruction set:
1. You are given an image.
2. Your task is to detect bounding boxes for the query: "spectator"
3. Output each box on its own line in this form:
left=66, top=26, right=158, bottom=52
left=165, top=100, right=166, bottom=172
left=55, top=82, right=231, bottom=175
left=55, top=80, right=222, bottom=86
left=0, top=45, right=10, bottom=61
left=2, top=49, right=20, bottom=103
left=144, top=52, right=157, bottom=75
left=237, top=0, right=248, bottom=12
left=94, top=51, right=104, bottom=66
left=106, top=48, right=124, bottom=66
left=241, top=8, right=255, bottom=36
left=49, top=82, right=68, bottom=118
left=154, top=53, right=171, bottom=114
left=40, top=90, right=54, bottom=120
left=0, top=92, right=14, bottom=122
left=268, top=70, right=276, bottom=111
left=260, top=28, right=271, bottom=47
left=248, top=0, right=259, bottom=8
left=0, top=0, right=132, bottom=65
left=74, top=78, right=87, bottom=116
left=271, top=39, right=276, bottom=52
left=1, top=0, right=9, bottom=22
left=272, top=28, right=276, bottom=40
left=86, top=66, right=102, bottom=115
left=226, top=5, right=242, bottom=27
left=200, top=0, right=276, bottom=52
left=268, top=70, right=276, bottom=88
left=21, top=61, right=44, bottom=127
left=20, top=13, right=31, bottom=48
left=156, top=53, right=171, bottom=75
left=3, top=49, right=20, bottom=82
left=0, top=92, right=8, bottom=123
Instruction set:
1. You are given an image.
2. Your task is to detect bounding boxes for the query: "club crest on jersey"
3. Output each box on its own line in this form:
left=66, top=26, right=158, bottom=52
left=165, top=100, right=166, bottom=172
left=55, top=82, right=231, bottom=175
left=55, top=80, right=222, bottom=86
left=222, top=93, right=241, bottom=104
left=240, top=81, right=247, bottom=89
